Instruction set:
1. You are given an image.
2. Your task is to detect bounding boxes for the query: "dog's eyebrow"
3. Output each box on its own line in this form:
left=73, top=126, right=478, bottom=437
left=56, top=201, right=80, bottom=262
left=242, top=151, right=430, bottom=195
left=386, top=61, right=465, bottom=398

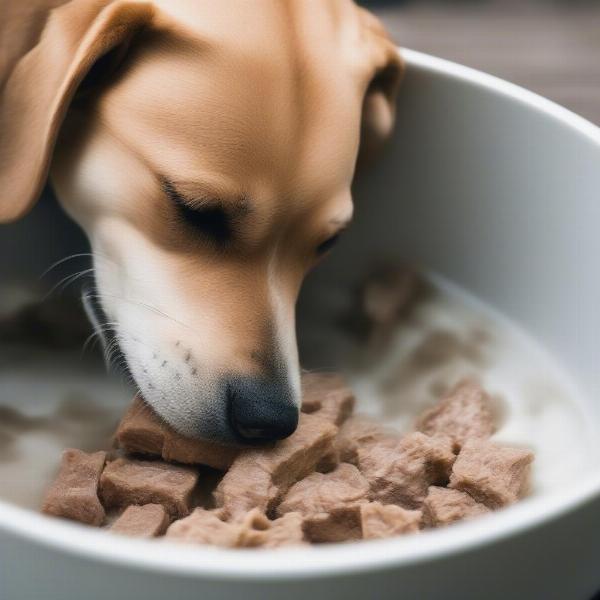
left=161, top=177, right=252, bottom=219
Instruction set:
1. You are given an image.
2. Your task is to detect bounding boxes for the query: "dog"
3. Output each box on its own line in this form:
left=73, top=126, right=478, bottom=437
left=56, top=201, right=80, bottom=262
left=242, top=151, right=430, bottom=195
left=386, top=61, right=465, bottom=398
left=0, top=0, right=402, bottom=445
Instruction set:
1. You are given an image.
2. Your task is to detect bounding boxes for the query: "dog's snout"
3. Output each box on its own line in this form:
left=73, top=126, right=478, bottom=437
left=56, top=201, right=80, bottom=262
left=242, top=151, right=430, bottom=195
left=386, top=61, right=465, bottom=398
left=228, top=377, right=299, bottom=443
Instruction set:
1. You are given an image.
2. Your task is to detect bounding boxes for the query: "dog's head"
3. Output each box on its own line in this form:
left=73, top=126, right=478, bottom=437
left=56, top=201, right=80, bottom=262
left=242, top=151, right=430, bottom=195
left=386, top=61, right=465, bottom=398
left=0, top=0, right=402, bottom=444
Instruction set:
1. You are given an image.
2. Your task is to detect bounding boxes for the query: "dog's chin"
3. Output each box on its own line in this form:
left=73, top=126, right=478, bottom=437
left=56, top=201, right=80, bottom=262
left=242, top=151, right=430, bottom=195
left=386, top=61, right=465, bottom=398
left=126, top=358, right=243, bottom=445
left=140, top=385, right=241, bottom=446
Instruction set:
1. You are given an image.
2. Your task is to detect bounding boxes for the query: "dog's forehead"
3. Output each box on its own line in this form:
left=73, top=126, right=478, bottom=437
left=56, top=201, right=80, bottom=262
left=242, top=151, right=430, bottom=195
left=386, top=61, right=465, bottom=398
left=97, top=0, right=376, bottom=204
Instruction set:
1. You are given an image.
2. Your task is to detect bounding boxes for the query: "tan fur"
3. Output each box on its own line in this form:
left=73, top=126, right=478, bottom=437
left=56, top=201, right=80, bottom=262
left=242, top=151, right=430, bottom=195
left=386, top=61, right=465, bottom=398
left=0, top=0, right=402, bottom=440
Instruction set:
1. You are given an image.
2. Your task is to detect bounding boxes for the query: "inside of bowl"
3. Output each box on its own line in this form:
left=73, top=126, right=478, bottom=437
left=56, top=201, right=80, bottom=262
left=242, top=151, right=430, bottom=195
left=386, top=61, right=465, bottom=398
left=1, top=52, right=599, bottom=516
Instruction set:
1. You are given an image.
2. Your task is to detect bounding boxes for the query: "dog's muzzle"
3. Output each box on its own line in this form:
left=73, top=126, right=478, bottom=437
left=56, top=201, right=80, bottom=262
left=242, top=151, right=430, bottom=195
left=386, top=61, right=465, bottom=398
left=82, top=284, right=299, bottom=445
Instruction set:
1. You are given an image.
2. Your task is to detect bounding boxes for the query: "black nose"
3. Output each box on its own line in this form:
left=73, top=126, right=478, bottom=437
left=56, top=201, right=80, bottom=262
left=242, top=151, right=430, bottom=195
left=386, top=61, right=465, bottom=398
left=228, top=377, right=299, bottom=443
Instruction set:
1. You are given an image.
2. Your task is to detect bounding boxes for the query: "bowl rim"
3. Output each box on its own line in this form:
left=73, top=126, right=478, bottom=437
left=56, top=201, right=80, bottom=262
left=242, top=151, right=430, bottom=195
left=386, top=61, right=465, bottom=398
left=1, top=47, right=600, bottom=580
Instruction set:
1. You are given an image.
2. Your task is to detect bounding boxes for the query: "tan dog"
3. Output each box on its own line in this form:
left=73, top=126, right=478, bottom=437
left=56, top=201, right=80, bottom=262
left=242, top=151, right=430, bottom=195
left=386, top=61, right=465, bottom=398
left=0, top=0, right=402, bottom=444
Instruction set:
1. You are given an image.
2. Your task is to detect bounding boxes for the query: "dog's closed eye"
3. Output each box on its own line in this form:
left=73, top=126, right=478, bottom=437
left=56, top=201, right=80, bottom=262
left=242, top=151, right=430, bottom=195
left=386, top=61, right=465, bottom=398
left=174, top=196, right=231, bottom=243
left=162, top=178, right=240, bottom=245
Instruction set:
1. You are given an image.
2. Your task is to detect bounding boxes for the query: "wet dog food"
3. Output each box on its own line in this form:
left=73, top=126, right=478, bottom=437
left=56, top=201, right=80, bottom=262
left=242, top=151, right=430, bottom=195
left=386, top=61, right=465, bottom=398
left=41, top=374, right=534, bottom=548
left=357, top=431, right=456, bottom=509
left=360, top=502, right=422, bottom=539
left=42, top=448, right=106, bottom=525
left=277, top=463, right=370, bottom=542
left=421, top=486, right=490, bottom=528
left=448, top=438, right=533, bottom=508
left=214, top=412, right=338, bottom=519
left=416, top=379, right=495, bottom=451
left=300, top=372, right=356, bottom=425
left=100, top=457, right=199, bottom=519
left=335, top=415, right=401, bottom=465
left=115, top=395, right=239, bottom=470
left=343, top=263, right=422, bottom=349
left=110, top=503, right=170, bottom=538
left=166, top=507, right=305, bottom=549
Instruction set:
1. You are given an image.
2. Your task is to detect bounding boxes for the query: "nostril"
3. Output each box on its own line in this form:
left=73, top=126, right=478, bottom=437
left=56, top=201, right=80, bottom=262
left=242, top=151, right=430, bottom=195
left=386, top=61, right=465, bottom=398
left=228, top=377, right=299, bottom=443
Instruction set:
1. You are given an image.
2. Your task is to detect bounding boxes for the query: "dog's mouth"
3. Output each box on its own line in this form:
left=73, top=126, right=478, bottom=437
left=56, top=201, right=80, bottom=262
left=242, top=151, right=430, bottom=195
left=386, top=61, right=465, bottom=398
left=79, top=284, right=299, bottom=445
left=81, top=282, right=132, bottom=380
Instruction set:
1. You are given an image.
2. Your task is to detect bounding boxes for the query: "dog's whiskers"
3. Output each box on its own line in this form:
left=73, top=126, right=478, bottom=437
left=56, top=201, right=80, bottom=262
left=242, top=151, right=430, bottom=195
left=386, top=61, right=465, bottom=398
left=40, top=251, right=117, bottom=279
left=45, top=259, right=199, bottom=391
left=47, top=254, right=201, bottom=341
left=86, top=290, right=203, bottom=339
left=42, top=268, right=95, bottom=301
left=81, top=321, right=120, bottom=356
left=40, top=253, right=95, bottom=279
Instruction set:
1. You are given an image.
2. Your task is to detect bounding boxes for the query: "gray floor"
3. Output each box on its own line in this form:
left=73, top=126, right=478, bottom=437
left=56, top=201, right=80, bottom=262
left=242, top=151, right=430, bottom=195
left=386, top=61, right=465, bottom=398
left=375, top=1, right=600, bottom=125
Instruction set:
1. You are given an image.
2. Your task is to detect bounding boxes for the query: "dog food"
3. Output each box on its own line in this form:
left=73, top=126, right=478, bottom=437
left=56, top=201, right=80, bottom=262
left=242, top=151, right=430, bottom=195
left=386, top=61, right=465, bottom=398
left=357, top=432, right=456, bottom=509
left=277, top=463, right=370, bottom=542
left=342, top=263, right=423, bottom=351
left=110, top=504, right=170, bottom=538
left=416, top=379, right=495, bottom=451
left=115, top=395, right=239, bottom=470
left=41, top=449, right=106, bottom=526
left=100, top=457, right=198, bottom=519
left=335, top=416, right=401, bottom=465
left=300, top=372, right=356, bottom=425
left=301, top=372, right=356, bottom=472
left=302, top=504, right=364, bottom=543
left=448, top=439, right=533, bottom=508
left=166, top=508, right=305, bottom=549
left=214, top=413, right=338, bottom=519
left=421, top=486, right=490, bottom=527
left=236, top=509, right=306, bottom=549
left=41, top=374, right=534, bottom=548
left=360, top=502, right=422, bottom=539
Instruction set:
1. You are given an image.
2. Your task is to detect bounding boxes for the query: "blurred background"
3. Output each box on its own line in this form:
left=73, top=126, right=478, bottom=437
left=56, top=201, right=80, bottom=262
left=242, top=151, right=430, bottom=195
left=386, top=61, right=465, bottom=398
left=361, top=0, right=600, bottom=125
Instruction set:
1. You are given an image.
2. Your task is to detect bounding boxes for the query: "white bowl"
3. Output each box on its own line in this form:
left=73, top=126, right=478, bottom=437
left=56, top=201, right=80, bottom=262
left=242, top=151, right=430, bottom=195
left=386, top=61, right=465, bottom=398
left=1, top=49, right=600, bottom=600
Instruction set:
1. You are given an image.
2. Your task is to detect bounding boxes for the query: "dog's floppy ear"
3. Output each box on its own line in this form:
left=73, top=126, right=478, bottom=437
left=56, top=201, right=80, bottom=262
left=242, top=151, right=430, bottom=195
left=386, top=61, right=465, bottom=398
left=0, top=0, right=154, bottom=223
left=357, top=43, right=404, bottom=167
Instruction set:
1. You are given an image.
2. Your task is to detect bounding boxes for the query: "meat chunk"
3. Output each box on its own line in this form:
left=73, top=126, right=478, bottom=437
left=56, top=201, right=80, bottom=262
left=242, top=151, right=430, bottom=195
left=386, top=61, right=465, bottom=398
left=114, top=397, right=163, bottom=456
left=214, top=413, right=337, bottom=519
left=360, top=502, right=421, bottom=539
left=115, top=395, right=239, bottom=470
left=422, top=486, right=490, bottom=527
left=298, top=374, right=361, bottom=471
left=100, top=457, right=198, bottom=519
left=278, top=463, right=369, bottom=516
left=166, top=508, right=305, bottom=548
left=362, top=264, right=419, bottom=327
left=416, top=379, right=495, bottom=451
left=302, top=505, right=363, bottom=543
left=278, top=463, right=369, bottom=543
left=343, top=264, right=421, bottom=348
left=259, top=512, right=305, bottom=548
left=301, top=372, right=355, bottom=425
left=237, top=509, right=306, bottom=548
left=41, top=449, right=106, bottom=526
left=110, top=504, right=170, bottom=538
left=166, top=509, right=241, bottom=547
left=449, top=439, right=533, bottom=508
left=335, top=416, right=400, bottom=465
left=357, top=432, right=455, bottom=509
